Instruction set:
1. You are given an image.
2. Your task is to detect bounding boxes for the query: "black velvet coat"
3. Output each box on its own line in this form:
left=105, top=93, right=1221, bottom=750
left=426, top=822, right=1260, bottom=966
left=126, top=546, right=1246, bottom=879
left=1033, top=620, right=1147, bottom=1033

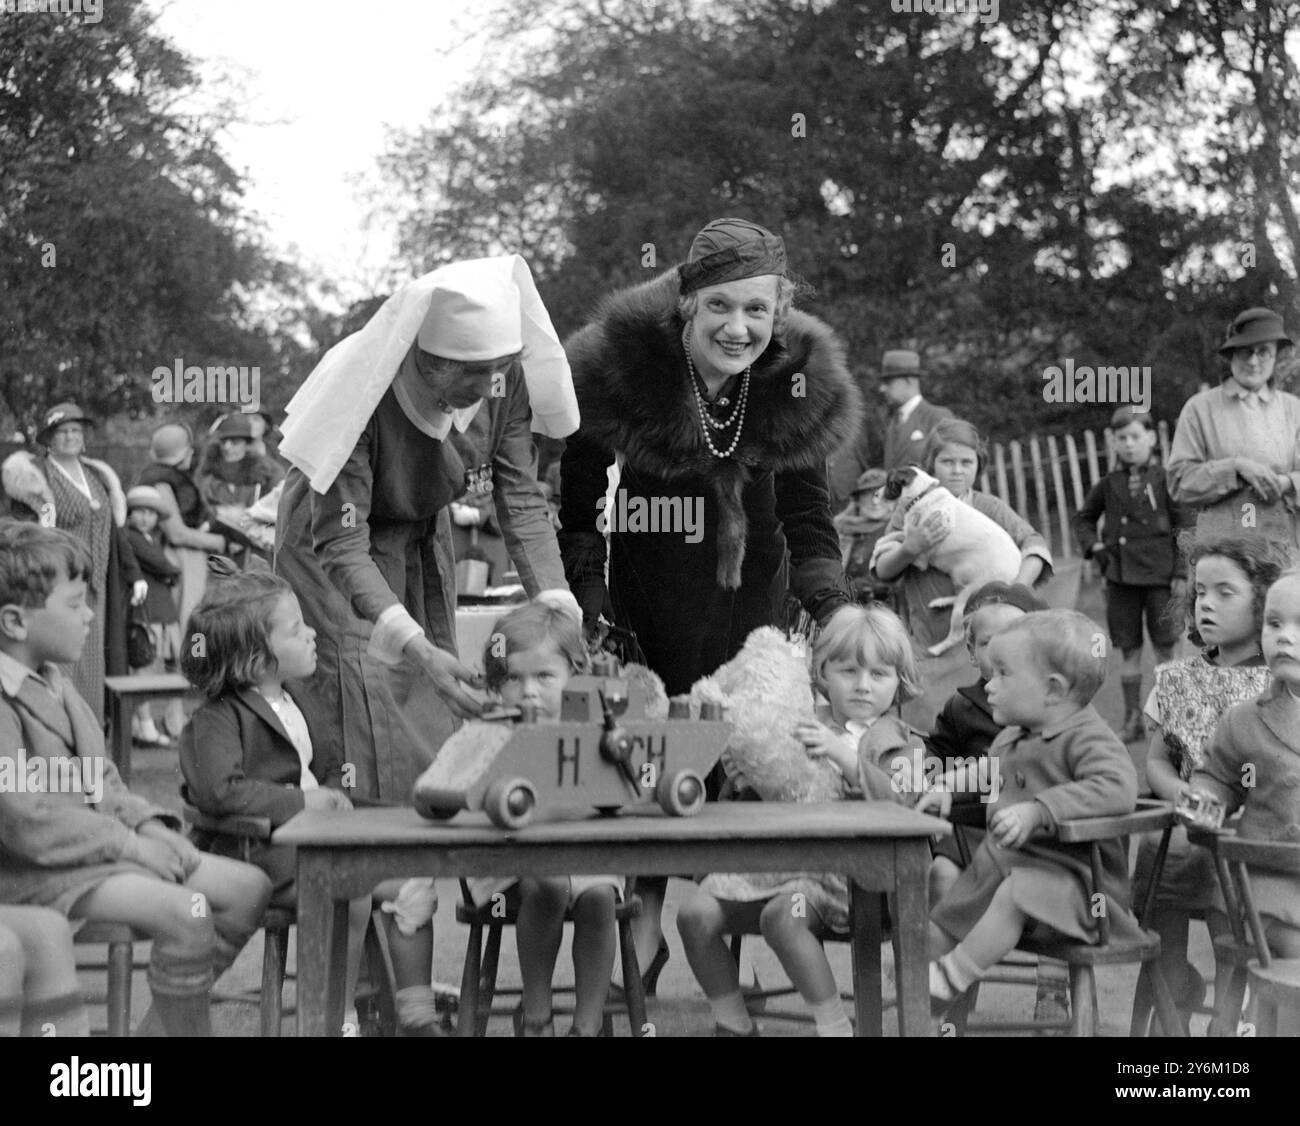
left=559, top=270, right=861, bottom=695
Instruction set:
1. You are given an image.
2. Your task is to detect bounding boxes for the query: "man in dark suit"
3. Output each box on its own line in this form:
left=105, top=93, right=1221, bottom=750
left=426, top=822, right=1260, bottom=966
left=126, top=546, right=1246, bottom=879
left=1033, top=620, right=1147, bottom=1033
left=879, top=349, right=952, bottom=471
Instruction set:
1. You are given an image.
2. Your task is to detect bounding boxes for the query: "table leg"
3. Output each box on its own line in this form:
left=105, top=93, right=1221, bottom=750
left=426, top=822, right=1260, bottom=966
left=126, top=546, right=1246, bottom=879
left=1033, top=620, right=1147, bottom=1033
left=849, top=882, right=884, bottom=1037
left=296, top=860, right=351, bottom=1037
left=892, top=839, right=932, bottom=1037
left=109, top=692, right=129, bottom=785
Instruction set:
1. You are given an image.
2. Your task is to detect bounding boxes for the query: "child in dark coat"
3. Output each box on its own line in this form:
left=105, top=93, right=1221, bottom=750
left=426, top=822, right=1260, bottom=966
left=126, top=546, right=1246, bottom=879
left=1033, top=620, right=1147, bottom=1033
left=178, top=563, right=442, bottom=1035
left=1073, top=407, right=1196, bottom=742
left=123, top=485, right=182, bottom=747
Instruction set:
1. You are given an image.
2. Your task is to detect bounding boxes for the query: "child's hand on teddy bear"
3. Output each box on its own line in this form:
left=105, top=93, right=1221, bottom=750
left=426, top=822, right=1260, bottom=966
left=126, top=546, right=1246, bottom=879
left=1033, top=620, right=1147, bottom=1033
left=794, top=721, right=858, bottom=777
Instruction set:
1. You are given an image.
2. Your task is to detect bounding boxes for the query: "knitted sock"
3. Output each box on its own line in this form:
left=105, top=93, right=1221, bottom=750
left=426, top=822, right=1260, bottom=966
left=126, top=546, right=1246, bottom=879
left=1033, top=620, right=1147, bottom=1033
left=148, top=950, right=214, bottom=1038
left=395, top=984, right=441, bottom=1030
left=709, top=990, right=754, bottom=1035
left=941, top=945, right=985, bottom=992
left=929, top=962, right=957, bottom=1004
left=809, top=996, right=853, bottom=1037
left=19, top=990, right=89, bottom=1038
left=1121, top=675, right=1143, bottom=718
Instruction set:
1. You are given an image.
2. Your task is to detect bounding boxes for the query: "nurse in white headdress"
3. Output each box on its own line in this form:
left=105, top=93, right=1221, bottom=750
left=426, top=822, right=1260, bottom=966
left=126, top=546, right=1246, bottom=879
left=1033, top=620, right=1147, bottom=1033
left=275, top=257, right=581, bottom=801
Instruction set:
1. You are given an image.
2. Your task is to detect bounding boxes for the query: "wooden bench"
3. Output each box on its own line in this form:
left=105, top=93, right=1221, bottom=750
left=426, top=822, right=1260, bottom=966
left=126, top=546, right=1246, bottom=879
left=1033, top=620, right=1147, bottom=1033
left=103, top=674, right=195, bottom=784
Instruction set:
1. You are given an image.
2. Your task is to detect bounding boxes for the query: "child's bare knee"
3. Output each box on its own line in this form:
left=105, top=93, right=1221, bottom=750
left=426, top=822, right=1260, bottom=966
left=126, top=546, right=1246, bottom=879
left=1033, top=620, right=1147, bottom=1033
left=519, top=877, right=568, bottom=911
left=676, top=893, right=723, bottom=943
left=759, top=895, right=811, bottom=941
left=572, top=886, right=616, bottom=923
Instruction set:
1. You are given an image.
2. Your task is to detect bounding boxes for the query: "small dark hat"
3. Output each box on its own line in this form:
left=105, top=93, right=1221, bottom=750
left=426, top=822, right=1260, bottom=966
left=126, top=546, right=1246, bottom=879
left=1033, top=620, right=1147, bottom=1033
left=211, top=413, right=257, bottom=441
left=852, top=468, right=888, bottom=495
left=880, top=349, right=923, bottom=380
left=679, top=217, right=787, bottom=295
left=36, top=402, right=95, bottom=445
left=1109, top=405, right=1155, bottom=431
left=965, top=581, right=1048, bottom=618
left=1218, top=307, right=1292, bottom=358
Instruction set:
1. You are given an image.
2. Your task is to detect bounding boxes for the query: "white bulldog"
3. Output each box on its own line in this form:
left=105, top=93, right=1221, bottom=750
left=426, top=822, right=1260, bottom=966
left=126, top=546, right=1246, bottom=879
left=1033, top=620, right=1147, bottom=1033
left=881, top=467, right=1022, bottom=655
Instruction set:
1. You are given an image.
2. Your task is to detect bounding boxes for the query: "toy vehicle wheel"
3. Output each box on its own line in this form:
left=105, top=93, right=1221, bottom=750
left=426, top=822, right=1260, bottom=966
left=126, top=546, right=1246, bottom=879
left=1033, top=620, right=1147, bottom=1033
left=413, top=789, right=463, bottom=822
left=422, top=802, right=459, bottom=821
left=484, top=777, right=537, bottom=829
left=595, top=805, right=621, bottom=817
left=656, top=769, right=706, bottom=817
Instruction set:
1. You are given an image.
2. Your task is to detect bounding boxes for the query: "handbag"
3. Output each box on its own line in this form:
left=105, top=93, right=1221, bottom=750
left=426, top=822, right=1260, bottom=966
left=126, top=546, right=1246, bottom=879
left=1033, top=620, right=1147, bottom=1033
left=126, top=603, right=156, bottom=669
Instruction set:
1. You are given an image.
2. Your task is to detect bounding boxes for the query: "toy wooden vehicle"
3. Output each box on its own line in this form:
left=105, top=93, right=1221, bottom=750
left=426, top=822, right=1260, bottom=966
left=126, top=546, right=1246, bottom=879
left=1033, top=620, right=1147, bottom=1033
left=413, top=659, right=731, bottom=829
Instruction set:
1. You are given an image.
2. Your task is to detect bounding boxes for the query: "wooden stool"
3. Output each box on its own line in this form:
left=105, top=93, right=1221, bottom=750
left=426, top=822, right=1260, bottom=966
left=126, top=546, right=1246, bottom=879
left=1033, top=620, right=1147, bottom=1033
left=104, top=673, right=195, bottom=784
left=75, top=921, right=146, bottom=1037
left=1216, top=834, right=1300, bottom=1037
left=456, top=879, right=647, bottom=1036
left=184, top=806, right=398, bottom=1036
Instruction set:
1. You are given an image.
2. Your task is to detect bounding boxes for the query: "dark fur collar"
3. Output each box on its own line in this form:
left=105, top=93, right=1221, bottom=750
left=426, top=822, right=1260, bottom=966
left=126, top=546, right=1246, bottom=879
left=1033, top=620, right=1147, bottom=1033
left=564, top=270, right=862, bottom=481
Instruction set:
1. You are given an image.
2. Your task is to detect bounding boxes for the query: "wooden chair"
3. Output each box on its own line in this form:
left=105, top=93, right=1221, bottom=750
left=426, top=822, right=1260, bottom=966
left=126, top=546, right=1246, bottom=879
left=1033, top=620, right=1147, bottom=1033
left=184, top=806, right=398, bottom=1036
left=74, top=921, right=147, bottom=1037
left=1127, top=822, right=1254, bottom=1037
left=455, top=878, right=648, bottom=1036
left=1215, top=835, right=1300, bottom=1037
left=944, top=800, right=1186, bottom=1037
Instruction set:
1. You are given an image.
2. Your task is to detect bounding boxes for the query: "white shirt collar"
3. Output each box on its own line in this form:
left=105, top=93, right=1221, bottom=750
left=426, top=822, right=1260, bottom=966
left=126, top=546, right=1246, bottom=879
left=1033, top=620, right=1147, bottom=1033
left=392, top=348, right=483, bottom=440
left=896, top=393, right=924, bottom=424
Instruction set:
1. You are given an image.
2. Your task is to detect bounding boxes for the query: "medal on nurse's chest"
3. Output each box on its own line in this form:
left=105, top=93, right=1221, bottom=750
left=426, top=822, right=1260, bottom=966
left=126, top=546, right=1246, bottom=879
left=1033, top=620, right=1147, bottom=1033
left=466, top=464, right=494, bottom=497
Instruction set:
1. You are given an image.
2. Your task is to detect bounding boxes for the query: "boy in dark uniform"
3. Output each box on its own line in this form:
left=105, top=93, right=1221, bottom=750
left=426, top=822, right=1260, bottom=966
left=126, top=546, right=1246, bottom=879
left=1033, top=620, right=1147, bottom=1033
left=1073, top=407, right=1196, bottom=742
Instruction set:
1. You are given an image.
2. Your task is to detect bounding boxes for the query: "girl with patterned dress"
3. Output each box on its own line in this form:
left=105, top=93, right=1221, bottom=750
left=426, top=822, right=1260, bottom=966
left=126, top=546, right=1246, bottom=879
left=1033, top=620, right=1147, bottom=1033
left=1133, top=535, right=1285, bottom=1016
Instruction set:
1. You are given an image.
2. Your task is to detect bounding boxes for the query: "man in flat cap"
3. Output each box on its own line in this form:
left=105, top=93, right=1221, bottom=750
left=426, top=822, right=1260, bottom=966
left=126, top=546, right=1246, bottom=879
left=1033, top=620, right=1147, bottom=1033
left=879, top=348, right=952, bottom=472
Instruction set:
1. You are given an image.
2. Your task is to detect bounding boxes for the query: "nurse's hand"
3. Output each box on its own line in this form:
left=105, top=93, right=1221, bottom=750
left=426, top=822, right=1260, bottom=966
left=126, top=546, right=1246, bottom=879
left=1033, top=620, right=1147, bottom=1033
left=404, top=635, right=486, bottom=719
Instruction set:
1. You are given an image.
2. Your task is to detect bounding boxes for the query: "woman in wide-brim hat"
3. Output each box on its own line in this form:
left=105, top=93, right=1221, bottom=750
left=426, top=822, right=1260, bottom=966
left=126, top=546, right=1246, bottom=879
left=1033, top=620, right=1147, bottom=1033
left=1168, top=306, right=1300, bottom=548
left=0, top=402, right=147, bottom=718
left=558, top=217, right=862, bottom=972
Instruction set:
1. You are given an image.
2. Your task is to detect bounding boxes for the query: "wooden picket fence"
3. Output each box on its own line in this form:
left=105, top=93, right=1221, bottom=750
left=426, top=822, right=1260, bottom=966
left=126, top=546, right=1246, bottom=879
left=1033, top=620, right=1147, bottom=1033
left=977, top=419, right=1173, bottom=562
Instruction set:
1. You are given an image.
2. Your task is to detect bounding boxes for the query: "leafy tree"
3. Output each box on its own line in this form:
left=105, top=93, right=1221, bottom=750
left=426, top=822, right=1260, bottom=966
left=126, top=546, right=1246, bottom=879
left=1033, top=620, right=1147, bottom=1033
left=374, top=0, right=1299, bottom=439
left=0, top=0, right=302, bottom=439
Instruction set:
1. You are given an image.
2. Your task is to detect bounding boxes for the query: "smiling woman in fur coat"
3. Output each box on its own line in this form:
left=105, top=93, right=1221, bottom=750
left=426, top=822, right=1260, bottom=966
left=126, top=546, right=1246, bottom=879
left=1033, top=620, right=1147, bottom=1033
left=559, top=217, right=862, bottom=974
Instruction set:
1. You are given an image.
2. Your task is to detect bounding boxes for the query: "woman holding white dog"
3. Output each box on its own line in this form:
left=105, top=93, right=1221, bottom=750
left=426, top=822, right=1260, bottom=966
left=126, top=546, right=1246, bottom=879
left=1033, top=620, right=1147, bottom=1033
left=871, top=418, right=1052, bottom=730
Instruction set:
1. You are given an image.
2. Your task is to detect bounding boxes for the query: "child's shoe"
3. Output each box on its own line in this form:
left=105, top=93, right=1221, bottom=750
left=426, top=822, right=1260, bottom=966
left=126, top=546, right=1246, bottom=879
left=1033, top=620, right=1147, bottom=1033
left=513, top=1004, right=554, bottom=1037
left=929, top=960, right=961, bottom=1016
left=714, top=1021, right=760, bottom=1036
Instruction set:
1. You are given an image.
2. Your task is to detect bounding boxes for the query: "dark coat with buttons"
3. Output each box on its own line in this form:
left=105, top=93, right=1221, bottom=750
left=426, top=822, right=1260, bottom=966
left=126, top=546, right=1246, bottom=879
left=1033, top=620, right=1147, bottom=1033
left=179, top=686, right=343, bottom=894
left=1072, top=461, right=1195, bottom=587
left=924, top=679, right=1002, bottom=805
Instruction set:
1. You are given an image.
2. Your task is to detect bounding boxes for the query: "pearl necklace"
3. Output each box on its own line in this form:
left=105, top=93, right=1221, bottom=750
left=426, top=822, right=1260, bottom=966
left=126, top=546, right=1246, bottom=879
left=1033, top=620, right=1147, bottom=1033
left=683, top=329, right=750, bottom=459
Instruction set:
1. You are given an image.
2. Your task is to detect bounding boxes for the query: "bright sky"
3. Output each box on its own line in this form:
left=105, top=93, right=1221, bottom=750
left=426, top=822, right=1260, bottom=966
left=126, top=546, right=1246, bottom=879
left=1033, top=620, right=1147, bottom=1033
left=152, top=0, right=493, bottom=305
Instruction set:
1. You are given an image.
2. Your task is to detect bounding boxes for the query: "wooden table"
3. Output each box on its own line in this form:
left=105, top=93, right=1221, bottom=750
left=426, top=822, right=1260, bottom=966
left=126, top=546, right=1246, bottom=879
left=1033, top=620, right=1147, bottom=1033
left=275, top=801, right=950, bottom=1037
left=103, top=673, right=195, bottom=784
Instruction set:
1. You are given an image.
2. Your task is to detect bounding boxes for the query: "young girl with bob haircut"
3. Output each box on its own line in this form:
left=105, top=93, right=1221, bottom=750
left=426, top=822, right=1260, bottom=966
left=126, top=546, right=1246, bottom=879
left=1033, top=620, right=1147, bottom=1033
left=678, top=604, right=925, bottom=1036
left=468, top=599, right=623, bottom=1036
left=178, top=563, right=442, bottom=1035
